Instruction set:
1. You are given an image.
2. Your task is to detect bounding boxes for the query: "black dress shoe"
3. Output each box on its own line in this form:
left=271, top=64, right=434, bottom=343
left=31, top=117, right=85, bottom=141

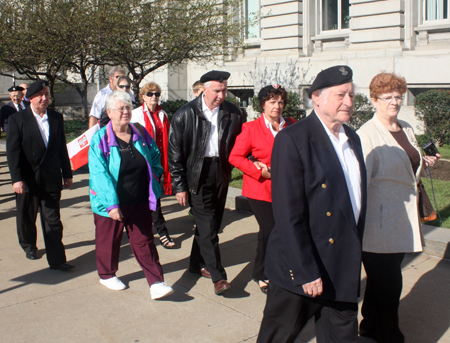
left=49, top=263, right=74, bottom=271
left=26, top=251, right=39, bottom=260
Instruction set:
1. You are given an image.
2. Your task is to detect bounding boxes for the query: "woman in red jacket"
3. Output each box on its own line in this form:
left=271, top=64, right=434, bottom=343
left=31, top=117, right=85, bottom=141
left=229, top=85, right=295, bottom=293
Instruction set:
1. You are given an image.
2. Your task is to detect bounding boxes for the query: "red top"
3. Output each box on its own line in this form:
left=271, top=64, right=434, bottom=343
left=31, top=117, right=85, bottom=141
left=229, top=115, right=294, bottom=202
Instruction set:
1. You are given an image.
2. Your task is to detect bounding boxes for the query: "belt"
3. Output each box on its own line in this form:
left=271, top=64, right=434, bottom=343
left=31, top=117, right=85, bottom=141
left=204, top=157, right=220, bottom=163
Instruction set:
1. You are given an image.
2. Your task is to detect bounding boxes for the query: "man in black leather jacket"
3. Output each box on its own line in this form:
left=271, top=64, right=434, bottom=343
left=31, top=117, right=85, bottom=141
left=168, top=70, right=242, bottom=295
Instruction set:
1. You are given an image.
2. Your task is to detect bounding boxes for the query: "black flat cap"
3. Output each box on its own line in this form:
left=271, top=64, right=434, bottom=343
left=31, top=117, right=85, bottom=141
left=308, top=65, right=353, bottom=98
left=27, top=80, right=49, bottom=98
left=200, top=70, right=230, bottom=83
left=258, top=84, right=285, bottom=102
left=8, top=86, right=24, bottom=92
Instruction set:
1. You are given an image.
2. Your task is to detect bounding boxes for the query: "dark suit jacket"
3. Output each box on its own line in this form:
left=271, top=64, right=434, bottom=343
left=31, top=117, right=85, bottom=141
left=0, top=101, right=30, bottom=130
left=7, top=107, right=72, bottom=194
left=265, top=111, right=367, bottom=303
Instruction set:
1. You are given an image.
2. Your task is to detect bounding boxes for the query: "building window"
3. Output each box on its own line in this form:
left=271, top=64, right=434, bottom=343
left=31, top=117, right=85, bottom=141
left=321, top=0, right=350, bottom=31
left=425, top=0, right=449, bottom=20
left=245, top=0, right=260, bottom=40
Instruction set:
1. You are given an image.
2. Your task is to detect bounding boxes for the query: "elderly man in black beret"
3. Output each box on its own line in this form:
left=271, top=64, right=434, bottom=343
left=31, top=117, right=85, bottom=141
left=257, top=65, right=367, bottom=342
left=168, top=70, right=242, bottom=295
left=7, top=80, right=74, bottom=270
left=0, top=85, right=30, bottom=132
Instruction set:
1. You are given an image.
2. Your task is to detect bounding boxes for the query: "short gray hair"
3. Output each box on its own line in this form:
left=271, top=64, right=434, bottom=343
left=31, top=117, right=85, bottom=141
left=105, top=90, right=132, bottom=111
left=108, top=66, right=126, bottom=78
left=203, top=80, right=227, bottom=89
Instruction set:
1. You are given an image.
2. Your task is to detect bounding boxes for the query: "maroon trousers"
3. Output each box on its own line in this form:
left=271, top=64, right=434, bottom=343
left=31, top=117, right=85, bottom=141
left=94, top=203, right=163, bottom=286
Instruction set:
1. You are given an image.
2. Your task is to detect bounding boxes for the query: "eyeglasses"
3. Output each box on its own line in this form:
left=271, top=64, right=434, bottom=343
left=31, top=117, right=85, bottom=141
left=378, top=96, right=403, bottom=103
left=113, top=106, right=132, bottom=113
left=118, top=85, right=131, bottom=89
left=146, top=92, right=160, bottom=98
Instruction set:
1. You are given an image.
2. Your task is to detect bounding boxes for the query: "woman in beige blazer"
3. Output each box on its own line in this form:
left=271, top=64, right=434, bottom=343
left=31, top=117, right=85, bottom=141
left=357, top=72, right=440, bottom=343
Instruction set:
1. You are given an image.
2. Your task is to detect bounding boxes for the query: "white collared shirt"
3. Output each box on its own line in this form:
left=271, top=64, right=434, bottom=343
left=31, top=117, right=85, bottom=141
left=89, top=85, right=135, bottom=119
left=201, top=95, right=220, bottom=157
left=263, top=114, right=286, bottom=137
left=317, top=114, right=361, bottom=223
left=15, top=102, right=25, bottom=111
left=31, top=106, right=49, bottom=148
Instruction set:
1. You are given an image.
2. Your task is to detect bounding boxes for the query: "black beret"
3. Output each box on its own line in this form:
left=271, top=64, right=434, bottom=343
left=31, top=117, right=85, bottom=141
left=27, top=80, right=49, bottom=98
left=200, top=70, right=230, bottom=83
left=8, top=86, right=24, bottom=92
left=258, top=84, right=285, bottom=102
left=308, top=65, right=353, bottom=98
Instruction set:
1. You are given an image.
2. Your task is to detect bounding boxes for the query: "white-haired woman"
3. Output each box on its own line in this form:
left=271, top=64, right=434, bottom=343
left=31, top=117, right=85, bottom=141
left=88, top=90, right=173, bottom=299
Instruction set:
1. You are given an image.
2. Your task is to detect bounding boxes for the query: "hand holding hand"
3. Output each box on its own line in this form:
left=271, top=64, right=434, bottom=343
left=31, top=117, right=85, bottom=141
left=254, top=161, right=271, bottom=179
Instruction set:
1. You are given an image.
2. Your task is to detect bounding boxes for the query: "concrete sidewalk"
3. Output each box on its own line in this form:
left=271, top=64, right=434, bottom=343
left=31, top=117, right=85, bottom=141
left=1, top=150, right=450, bottom=343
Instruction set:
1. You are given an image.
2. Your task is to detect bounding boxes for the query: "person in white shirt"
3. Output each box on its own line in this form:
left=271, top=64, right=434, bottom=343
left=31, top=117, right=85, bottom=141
left=89, top=67, right=135, bottom=128
left=257, top=65, right=367, bottom=343
left=168, top=70, right=243, bottom=295
left=6, top=80, right=74, bottom=271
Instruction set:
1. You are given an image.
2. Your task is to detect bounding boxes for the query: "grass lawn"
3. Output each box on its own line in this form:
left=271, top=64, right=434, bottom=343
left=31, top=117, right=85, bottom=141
left=229, top=168, right=243, bottom=189
left=421, top=177, right=450, bottom=228
left=437, top=146, right=450, bottom=159
left=64, top=119, right=89, bottom=142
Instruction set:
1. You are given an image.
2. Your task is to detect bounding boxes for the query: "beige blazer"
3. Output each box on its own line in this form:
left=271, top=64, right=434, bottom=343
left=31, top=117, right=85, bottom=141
left=357, top=115, right=425, bottom=253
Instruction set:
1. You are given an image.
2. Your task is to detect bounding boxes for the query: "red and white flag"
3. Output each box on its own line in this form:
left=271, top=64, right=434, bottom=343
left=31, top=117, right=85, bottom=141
left=67, top=124, right=99, bottom=171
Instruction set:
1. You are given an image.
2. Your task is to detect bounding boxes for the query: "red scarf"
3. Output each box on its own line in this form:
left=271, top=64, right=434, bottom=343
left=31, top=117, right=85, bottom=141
left=143, top=103, right=172, bottom=195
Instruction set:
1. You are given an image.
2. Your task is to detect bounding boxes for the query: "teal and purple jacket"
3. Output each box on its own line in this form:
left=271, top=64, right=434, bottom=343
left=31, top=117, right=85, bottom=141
left=88, top=121, right=163, bottom=217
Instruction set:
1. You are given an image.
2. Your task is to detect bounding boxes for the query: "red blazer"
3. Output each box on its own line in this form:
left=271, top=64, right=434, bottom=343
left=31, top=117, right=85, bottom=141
left=229, top=115, right=294, bottom=202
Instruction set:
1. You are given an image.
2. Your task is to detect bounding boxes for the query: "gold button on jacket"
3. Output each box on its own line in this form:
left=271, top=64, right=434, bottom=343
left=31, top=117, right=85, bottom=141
left=329, top=238, right=335, bottom=244
left=326, top=212, right=332, bottom=217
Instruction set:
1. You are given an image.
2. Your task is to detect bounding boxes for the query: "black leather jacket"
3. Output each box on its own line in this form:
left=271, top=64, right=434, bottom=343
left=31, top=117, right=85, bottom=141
left=168, top=95, right=242, bottom=195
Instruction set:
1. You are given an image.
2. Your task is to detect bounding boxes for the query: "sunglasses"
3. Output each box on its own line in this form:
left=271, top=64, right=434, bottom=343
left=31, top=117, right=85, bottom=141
left=118, top=85, right=131, bottom=89
left=146, top=92, right=160, bottom=97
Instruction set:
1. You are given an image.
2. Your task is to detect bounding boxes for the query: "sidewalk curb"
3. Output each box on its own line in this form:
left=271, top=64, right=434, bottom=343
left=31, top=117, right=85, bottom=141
left=230, top=187, right=450, bottom=260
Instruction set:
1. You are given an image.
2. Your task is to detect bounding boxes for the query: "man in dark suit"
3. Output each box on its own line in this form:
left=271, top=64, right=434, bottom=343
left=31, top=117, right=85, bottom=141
left=0, top=85, right=30, bottom=132
left=257, top=66, right=367, bottom=343
left=7, top=80, right=74, bottom=271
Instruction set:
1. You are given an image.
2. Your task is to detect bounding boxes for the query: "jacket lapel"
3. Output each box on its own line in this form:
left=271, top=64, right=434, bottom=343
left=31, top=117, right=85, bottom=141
left=309, top=112, right=357, bottom=229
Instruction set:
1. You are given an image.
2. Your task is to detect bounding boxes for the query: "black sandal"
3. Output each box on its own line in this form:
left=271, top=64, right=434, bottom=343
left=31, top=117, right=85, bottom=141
left=159, top=235, right=175, bottom=249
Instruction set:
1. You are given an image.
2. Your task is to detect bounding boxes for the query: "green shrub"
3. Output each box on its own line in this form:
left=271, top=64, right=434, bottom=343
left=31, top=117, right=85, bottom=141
left=415, top=90, right=450, bottom=145
left=347, top=93, right=374, bottom=131
left=160, top=99, right=188, bottom=121
left=251, top=91, right=306, bottom=121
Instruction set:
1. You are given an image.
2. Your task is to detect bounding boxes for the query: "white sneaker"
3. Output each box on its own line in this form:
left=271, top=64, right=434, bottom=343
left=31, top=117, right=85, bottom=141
left=99, top=276, right=126, bottom=291
left=150, top=282, right=174, bottom=299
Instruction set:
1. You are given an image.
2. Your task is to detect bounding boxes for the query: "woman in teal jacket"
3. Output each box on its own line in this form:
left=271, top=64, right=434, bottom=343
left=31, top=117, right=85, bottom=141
left=88, top=91, right=173, bottom=300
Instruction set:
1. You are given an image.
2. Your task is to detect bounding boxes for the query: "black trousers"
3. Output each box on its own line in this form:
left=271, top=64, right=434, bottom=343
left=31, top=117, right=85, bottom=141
left=152, top=198, right=168, bottom=237
left=247, top=198, right=275, bottom=281
left=257, top=282, right=358, bottom=343
left=189, top=158, right=228, bottom=283
left=16, top=191, right=67, bottom=266
left=360, top=252, right=405, bottom=343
